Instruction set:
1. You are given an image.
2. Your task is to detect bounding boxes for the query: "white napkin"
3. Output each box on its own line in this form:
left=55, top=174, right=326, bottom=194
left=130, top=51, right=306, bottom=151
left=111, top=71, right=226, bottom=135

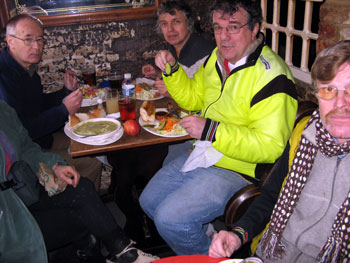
left=180, top=140, right=224, bottom=172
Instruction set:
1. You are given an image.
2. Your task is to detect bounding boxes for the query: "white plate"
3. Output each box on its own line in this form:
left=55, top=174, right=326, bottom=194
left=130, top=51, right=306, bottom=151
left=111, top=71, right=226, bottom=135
left=219, top=260, right=244, bottom=263
left=135, top=77, right=155, bottom=86
left=106, top=112, right=120, bottom=119
left=64, top=123, right=123, bottom=146
left=135, top=78, right=164, bottom=101
left=220, top=258, right=262, bottom=263
left=136, top=90, right=164, bottom=101
left=139, top=108, right=188, bottom=138
left=81, top=97, right=106, bottom=107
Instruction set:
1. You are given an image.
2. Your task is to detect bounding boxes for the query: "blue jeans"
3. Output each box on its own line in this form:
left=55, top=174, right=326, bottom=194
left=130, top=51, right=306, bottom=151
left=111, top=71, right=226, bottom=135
left=139, top=142, right=248, bottom=255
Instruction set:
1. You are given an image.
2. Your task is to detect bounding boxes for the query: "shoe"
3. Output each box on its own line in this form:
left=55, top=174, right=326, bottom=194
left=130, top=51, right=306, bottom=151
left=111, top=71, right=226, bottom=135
left=107, top=240, right=160, bottom=263
left=76, top=234, right=105, bottom=263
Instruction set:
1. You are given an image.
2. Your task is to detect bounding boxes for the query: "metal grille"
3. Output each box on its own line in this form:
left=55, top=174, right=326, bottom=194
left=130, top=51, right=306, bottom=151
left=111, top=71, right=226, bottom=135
left=260, top=0, right=324, bottom=84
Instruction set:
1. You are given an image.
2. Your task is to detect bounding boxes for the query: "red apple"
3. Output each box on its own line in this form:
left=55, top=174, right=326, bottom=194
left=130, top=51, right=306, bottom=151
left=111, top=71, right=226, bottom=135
left=123, top=120, right=140, bottom=136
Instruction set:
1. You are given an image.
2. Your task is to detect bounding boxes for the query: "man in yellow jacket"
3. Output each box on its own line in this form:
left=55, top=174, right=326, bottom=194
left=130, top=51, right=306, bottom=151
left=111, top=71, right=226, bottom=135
left=140, top=0, right=297, bottom=255
left=210, top=40, right=350, bottom=263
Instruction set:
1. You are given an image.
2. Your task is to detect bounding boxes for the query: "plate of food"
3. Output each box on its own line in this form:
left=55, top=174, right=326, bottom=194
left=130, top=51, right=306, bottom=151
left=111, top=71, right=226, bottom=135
left=219, top=258, right=263, bottom=263
left=72, top=118, right=121, bottom=139
left=139, top=101, right=188, bottom=138
left=65, top=117, right=123, bottom=145
left=135, top=83, right=164, bottom=101
left=64, top=122, right=123, bottom=146
left=80, top=85, right=106, bottom=107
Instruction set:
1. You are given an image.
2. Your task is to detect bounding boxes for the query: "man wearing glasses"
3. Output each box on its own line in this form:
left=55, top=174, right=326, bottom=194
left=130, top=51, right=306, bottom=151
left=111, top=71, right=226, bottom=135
left=140, top=0, right=298, bottom=255
left=0, top=14, right=101, bottom=191
left=210, top=40, right=350, bottom=263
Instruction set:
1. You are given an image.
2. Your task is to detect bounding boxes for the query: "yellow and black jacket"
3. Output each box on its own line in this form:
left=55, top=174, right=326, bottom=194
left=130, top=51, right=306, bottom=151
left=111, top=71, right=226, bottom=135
left=163, top=34, right=298, bottom=179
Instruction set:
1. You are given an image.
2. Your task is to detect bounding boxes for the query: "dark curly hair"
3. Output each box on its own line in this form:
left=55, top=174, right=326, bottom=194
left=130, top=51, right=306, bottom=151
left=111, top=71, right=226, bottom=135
left=155, top=0, right=194, bottom=34
left=209, top=0, right=262, bottom=31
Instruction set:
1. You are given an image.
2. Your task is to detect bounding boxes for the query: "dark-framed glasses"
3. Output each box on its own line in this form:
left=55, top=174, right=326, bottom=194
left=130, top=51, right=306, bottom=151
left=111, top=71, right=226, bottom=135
left=213, top=22, right=249, bottom=35
left=316, top=86, right=350, bottom=100
left=9, top=35, right=46, bottom=46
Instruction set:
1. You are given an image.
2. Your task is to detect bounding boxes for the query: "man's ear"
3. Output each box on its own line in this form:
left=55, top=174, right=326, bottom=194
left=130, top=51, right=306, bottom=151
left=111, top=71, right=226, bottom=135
left=6, top=35, right=14, bottom=50
left=252, top=23, right=260, bottom=40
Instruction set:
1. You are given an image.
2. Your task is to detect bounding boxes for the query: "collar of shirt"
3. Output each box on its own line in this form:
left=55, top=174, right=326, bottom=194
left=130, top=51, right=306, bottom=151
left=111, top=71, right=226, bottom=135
left=218, top=55, right=248, bottom=74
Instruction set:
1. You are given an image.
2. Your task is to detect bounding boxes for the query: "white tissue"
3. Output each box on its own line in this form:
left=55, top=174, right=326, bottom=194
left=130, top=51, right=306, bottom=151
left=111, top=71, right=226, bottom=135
left=180, top=140, right=224, bottom=172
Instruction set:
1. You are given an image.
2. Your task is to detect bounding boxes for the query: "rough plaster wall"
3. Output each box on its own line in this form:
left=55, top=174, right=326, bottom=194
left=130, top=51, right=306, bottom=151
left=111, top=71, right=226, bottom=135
left=0, top=1, right=316, bottom=101
left=0, top=18, right=167, bottom=91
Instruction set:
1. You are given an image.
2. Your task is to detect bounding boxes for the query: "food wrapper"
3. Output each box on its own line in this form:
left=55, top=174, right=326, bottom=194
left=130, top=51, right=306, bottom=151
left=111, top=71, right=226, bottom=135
left=38, top=163, right=68, bottom=197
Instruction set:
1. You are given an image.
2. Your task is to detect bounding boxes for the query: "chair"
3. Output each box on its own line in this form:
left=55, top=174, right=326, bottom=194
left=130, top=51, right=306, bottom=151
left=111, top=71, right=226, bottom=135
left=224, top=100, right=317, bottom=227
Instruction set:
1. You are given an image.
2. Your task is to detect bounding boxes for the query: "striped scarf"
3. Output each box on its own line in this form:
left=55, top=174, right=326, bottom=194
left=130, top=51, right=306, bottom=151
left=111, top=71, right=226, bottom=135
left=260, top=110, right=350, bottom=262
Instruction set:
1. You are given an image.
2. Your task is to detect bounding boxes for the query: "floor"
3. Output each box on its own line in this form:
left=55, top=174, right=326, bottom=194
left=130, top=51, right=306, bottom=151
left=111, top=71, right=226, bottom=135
left=49, top=163, right=175, bottom=263
left=100, top=163, right=176, bottom=259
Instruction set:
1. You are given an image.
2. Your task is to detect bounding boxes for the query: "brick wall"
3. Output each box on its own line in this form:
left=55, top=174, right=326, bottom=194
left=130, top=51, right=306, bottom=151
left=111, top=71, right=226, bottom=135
left=0, top=0, right=349, bottom=99
left=0, top=18, right=166, bottom=91
left=318, top=0, right=350, bottom=52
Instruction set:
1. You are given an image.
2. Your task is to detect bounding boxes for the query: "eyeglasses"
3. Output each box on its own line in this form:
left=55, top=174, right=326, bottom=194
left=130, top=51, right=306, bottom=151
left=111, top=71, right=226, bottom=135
left=213, top=22, right=249, bottom=35
left=316, top=86, right=350, bottom=100
left=9, top=35, right=46, bottom=46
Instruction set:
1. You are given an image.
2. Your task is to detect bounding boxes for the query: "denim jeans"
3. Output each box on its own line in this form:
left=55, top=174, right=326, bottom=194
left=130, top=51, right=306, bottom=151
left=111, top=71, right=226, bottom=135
left=139, top=141, right=249, bottom=255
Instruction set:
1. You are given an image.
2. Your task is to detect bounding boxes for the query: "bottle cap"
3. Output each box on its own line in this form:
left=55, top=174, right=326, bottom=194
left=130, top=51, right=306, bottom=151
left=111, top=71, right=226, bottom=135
left=124, top=73, right=131, bottom=79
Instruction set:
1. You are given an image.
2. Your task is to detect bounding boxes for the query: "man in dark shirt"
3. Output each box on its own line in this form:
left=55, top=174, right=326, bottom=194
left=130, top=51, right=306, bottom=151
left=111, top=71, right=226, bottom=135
left=142, top=0, right=215, bottom=97
left=0, top=13, right=101, bottom=190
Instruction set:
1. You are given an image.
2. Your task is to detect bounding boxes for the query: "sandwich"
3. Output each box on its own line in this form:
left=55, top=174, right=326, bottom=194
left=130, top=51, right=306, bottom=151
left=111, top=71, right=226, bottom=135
left=69, top=114, right=82, bottom=129
left=140, top=100, right=156, bottom=123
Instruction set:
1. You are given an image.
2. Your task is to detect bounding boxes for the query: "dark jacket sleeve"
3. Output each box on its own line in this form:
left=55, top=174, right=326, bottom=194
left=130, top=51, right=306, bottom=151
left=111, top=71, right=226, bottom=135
left=0, top=71, right=70, bottom=141
left=232, top=143, right=290, bottom=241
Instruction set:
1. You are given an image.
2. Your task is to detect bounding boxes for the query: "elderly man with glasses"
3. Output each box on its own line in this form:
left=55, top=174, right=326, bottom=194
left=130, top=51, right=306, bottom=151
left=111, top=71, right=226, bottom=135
left=210, top=40, right=350, bottom=263
left=0, top=13, right=102, bottom=191
left=139, top=0, right=298, bottom=255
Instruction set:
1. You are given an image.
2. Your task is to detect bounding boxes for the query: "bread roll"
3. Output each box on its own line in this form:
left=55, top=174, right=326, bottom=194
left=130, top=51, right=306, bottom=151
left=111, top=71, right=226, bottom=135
left=69, top=114, right=81, bottom=129
left=75, top=113, right=89, bottom=122
left=89, top=108, right=106, bottom=119
left=140, top=100, right=155, bottom=122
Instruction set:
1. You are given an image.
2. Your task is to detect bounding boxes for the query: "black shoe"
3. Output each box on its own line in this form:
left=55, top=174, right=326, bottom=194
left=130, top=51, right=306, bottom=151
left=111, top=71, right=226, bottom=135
left=76, top=234, right=105, bottom=263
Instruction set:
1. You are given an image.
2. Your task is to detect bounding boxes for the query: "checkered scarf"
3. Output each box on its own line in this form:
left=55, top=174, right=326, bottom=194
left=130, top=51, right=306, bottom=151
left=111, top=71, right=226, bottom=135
left=260, top=110, right=350, bottom=263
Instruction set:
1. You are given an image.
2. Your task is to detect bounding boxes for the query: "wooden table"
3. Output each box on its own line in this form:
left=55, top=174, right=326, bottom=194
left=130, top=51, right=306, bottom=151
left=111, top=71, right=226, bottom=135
left=70, top=97, right=191, bottom=157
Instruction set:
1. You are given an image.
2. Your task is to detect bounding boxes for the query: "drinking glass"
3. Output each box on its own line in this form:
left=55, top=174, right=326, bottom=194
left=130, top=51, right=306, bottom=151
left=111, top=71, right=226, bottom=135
left=118, top=92, right=136, bottom=121
left=82, top=65, right=96, bottom=86
left=108, top=72, right=123, bottom=91
left=106, top=90, right=119, bottom=114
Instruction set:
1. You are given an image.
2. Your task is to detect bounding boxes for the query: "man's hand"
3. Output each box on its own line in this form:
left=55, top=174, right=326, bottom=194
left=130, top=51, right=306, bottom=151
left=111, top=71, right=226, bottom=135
left=142, top=64, right=161, bottom=79
left=64, top=70, right=78, bottom=91
left=180, top=116, right=206, bottom=139
left=52, top=164, right=80, bottom=188
left=155, top=78, right=171, bottom=98
left=154, top=50, right=176, bottom=73
left=63, top=89, right=82, bottom=114
left=209, top=231, right=242, bottom=258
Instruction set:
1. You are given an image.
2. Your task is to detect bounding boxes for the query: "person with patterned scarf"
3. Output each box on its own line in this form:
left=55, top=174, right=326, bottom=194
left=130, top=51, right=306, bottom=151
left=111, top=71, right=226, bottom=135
left=209, top=40, right=350, bottom=263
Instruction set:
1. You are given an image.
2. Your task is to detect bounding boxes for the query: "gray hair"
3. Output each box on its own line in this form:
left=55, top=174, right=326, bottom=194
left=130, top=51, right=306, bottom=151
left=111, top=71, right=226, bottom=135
left=6, top=13, right=43, bottom=36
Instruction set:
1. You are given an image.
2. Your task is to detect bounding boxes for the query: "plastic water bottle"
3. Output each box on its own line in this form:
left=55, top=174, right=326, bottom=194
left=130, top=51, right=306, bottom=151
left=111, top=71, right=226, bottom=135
left=122, top=73, right=135, bottom=96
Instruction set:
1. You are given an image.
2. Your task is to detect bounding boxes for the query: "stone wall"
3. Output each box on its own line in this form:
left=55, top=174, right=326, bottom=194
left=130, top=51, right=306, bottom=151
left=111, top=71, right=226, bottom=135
left=1, top=0, right=349, bottom=100
left=0, top=18, right=166, bottom=91
left=318, top=0, right=350, bottom=51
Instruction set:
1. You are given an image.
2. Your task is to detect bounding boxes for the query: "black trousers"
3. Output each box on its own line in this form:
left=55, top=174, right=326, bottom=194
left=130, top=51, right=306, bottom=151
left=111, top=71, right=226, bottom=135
left=29, top=178, right=129, bottom=254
